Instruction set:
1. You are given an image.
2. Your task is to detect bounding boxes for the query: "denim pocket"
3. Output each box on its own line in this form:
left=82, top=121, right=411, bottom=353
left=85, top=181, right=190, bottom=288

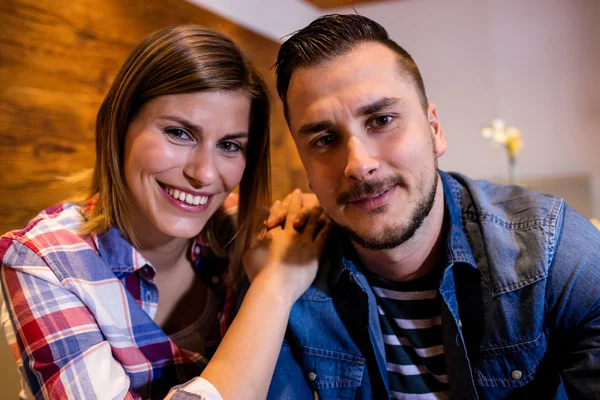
left=474, top=333, right=546, bottom=388
left=296, top=345, right=365, bottom=399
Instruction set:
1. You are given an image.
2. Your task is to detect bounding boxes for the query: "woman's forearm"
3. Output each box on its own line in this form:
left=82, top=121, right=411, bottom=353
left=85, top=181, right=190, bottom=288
left=200, top=273, right=294, bottom=400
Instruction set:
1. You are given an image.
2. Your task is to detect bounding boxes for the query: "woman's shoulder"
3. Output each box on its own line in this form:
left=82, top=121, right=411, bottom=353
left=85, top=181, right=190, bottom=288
left=2, top=202, right=86, bottom=242
left=0, top=202, right=92, bottom=268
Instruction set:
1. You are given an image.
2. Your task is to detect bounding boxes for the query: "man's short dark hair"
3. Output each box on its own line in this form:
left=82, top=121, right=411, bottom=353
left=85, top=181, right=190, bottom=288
left=274, top=14, right=429, bottom=119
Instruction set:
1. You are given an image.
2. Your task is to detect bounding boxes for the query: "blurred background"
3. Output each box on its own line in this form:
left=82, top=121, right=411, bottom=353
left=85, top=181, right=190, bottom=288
left=0, top=0, right=598, bottom=395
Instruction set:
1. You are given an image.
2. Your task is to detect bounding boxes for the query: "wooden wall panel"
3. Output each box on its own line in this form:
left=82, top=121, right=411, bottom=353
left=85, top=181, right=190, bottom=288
left=0, top=0, right=308, bottom=234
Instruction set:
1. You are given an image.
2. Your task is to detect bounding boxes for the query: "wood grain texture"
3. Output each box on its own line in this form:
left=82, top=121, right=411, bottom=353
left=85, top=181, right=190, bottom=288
left=0, top=0, right=308, bottom=234
left=304, top=0, right=401, bottom=10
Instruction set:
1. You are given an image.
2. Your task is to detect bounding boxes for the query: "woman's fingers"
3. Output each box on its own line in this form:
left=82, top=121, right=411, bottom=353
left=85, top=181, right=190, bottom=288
left=301, top=206, right=323, bottom=239
left=292, top=193, right=320, bottom=228
left=283, top=189, right=303, bottom=230
left=314, top=214, right=334, bottom=252
left=266, top=190, right=313, bottom=229
left=265, top=200, right=283, bottom=229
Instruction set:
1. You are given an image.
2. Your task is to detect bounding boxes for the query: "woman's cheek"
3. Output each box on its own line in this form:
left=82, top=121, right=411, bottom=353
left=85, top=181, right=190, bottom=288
left=220, top=157, right=247, bottom=191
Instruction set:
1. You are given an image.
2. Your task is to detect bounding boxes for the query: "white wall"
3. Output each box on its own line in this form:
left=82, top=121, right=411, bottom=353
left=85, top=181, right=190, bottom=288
left=185, top=0, right=321, bottom=40
left=189, top=0, right=600, bottom=216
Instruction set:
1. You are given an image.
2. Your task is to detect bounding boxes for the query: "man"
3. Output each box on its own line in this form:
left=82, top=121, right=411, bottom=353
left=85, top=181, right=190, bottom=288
left=267, top=14, right=600, bottom=399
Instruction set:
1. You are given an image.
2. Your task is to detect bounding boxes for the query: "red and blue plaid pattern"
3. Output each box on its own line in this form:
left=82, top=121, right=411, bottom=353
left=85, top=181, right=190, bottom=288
left=0, top=198, right=238, bottom=399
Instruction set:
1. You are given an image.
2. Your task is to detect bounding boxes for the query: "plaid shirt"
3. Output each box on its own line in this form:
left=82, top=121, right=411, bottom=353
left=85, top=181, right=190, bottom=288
left=0, top=197, right=238, bottom=399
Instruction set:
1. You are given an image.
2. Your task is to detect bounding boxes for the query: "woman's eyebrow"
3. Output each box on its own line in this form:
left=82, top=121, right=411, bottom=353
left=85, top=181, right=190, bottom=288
left=158, top=115, right=202, bottom=134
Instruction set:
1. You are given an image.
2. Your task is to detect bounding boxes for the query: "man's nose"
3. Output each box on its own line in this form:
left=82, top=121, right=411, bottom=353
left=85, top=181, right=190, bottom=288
left=344, top=136, right=379, bottom=180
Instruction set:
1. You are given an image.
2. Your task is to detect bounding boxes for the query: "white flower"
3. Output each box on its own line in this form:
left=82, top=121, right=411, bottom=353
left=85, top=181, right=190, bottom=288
left=491, top=119, right=506, bottom=131
left=491, top=131, right=507, bottom=145
left=481, top=127, right=493, bottom=139
left=481, top=118, right=524, bottom=156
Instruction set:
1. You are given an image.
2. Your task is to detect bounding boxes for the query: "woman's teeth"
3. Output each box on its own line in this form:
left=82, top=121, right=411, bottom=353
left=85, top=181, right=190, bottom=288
left=165, top=187, right=208, bottom=205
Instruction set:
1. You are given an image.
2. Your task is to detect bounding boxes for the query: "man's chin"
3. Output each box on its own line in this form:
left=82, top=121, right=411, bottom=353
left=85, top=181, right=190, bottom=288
left=348, top=231, right=404, bottom=251
left=337, top=222, right=403, bottom=251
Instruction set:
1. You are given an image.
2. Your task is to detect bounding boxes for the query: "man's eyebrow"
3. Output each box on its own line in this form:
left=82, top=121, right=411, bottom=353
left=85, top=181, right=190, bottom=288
left=296, top=97, right=403, bottom=136
left=297, top=121, right=333, bottom=136
left=158, top=115, right=201, bottom=134
left=356, top=97, right=403, bottom=117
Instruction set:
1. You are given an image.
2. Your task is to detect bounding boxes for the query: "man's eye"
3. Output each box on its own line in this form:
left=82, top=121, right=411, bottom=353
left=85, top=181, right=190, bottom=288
left=370, top=115, right=393, bottom=128
left=165, top=128, right=192, bottom=141
left=313, top=134, right=336, bottom=147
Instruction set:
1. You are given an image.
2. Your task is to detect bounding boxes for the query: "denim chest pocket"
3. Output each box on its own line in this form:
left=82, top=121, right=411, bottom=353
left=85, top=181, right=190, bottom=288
left=474, top=333, right=546, bottom=388
left=296, top=345, right=365, bottom=399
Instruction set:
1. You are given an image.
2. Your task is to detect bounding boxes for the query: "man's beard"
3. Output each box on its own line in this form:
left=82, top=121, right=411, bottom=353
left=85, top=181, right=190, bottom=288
left=336, top=161, right=439, bottom=251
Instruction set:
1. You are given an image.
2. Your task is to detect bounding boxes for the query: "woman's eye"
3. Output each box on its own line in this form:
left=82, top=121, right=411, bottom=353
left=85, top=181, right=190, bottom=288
left=165, top=128, right=192, bottom=141
left=217, top=141, right=242, bottom=152
left=370, top=115, right=393, bottom=128
left=313, top=134, right=336, bottom=147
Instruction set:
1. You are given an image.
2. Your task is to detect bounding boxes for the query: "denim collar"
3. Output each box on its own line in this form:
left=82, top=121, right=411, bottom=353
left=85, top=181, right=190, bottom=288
left=439, top=171, right=477, bottom=269
left=330, top=171, right=478, bottom=286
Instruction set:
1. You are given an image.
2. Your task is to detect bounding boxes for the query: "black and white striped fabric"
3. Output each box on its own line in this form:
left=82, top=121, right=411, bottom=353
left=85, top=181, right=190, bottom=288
left=368, top=270, right=451, bottom=399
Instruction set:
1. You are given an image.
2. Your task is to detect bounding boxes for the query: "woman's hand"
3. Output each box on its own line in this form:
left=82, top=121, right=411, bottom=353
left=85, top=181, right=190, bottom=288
left=243, top=189, right=332, bottom=304
left=265, top=190, right=321, bottom=230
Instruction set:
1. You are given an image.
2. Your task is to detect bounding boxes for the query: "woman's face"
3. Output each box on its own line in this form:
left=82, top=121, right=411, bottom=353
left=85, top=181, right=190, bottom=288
left=124, top=91, right=251, bottom=241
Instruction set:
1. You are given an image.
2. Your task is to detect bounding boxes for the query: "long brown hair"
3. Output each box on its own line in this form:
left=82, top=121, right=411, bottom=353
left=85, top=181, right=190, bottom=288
left=83, top=25, right=271, bottom=287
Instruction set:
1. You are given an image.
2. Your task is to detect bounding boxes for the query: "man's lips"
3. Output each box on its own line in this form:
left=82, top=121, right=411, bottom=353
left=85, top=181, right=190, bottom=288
left=348, top=187, right=392, bottom=203
left=346, top=186, right=396, bottom=210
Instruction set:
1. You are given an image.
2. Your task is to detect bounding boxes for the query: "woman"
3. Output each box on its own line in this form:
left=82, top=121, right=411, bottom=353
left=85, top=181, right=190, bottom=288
left=0, top=26, right=329, bottom=399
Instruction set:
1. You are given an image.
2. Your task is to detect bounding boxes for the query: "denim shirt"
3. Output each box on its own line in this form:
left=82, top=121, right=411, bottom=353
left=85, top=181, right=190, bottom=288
left=266, top=171, right=600, bottom=400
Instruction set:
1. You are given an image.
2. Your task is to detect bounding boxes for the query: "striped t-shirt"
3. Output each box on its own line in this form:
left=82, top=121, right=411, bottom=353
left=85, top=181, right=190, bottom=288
left=368, top=269, right=450, bottom=399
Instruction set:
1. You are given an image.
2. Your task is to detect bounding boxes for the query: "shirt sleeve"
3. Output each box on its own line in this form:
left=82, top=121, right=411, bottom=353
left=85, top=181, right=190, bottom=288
left=0, top=242, right=135, bottom=400
left=546, top=206, right=600, bottom=398
left=164, top=377, right=223, bottom=400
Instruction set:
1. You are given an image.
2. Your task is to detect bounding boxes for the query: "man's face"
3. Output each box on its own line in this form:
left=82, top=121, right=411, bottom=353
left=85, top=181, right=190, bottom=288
left=286, top=42, right=447, bottom=250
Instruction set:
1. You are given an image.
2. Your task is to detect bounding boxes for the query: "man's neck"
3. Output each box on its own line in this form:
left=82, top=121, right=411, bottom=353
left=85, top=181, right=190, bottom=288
left=353, top=178, right=446, bottom=282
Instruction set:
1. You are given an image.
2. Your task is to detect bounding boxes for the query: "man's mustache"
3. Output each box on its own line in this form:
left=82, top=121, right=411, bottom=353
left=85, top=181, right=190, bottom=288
left=336, top=175, right=408, bottom=205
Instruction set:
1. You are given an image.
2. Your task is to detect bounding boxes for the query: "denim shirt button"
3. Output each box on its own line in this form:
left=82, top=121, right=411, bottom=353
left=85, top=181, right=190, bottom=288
left=146, top=292, right=152, bottom=302
left=307, top=372, right=317, bottom=382
left=511, top=370, right=523, bottom=380
left=348, top=274, right=356, bottom=284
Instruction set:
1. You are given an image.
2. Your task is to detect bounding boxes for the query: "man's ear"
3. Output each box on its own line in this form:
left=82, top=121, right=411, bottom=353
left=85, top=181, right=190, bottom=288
left=428, top=103, right=447, bottom=157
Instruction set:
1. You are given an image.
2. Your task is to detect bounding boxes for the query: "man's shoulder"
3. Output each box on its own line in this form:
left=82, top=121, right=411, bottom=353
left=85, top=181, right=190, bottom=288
left=445, top=171, right=600, bottom=287
left=448, top=171, right=600, bottom=254
left=554, top=204, right=600, bottom=261
left=445, top=172, right=564, bottom=230
left=443, top=172, right=568, bottom=293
